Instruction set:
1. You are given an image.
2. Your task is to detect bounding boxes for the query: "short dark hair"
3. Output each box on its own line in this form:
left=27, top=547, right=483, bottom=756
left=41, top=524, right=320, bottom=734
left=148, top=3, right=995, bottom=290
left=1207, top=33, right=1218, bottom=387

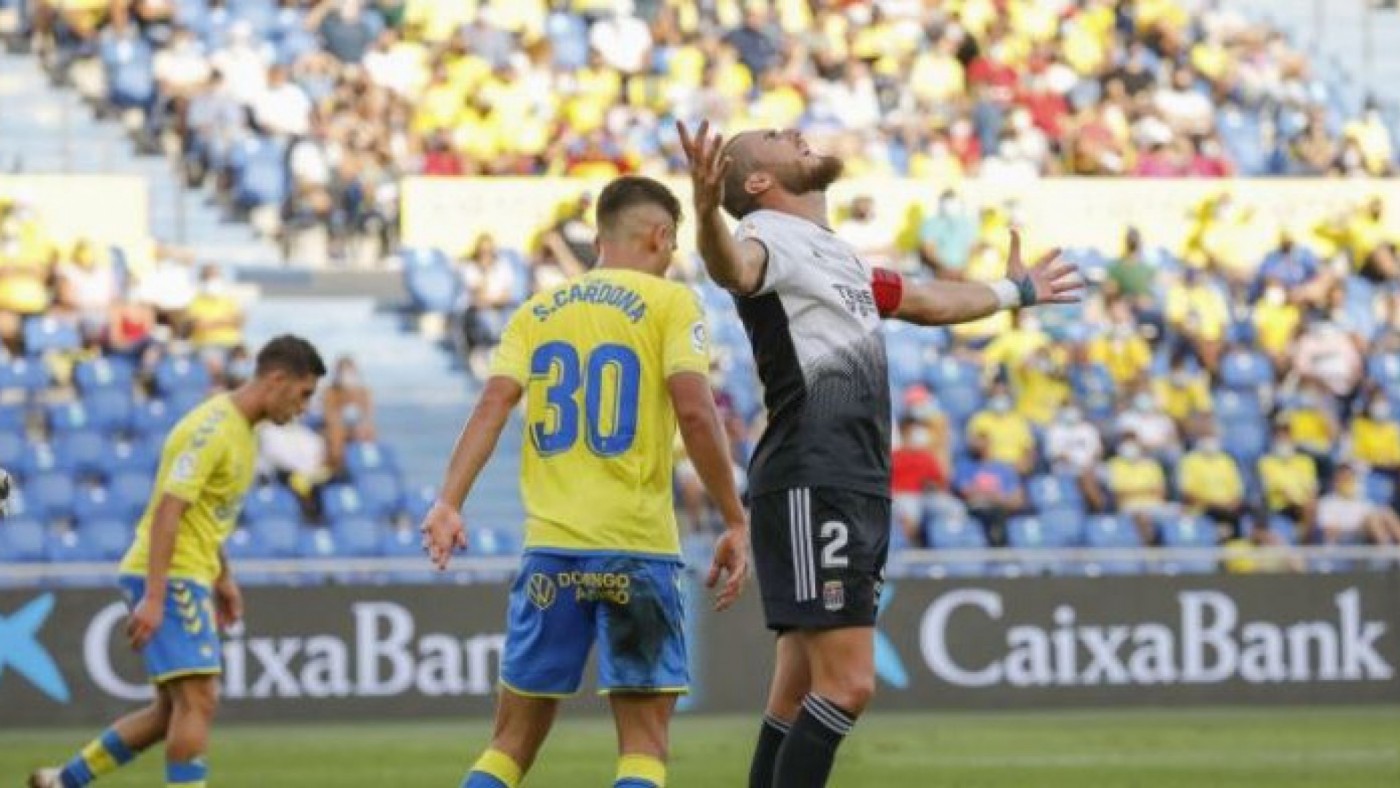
left=255, top=335, right=327, bottom=379
left=595, top=176, right=682, bottom=232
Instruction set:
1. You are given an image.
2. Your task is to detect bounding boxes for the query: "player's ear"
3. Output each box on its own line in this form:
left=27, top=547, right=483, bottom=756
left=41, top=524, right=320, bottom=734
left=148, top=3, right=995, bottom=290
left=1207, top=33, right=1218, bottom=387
left=745, top=171, right=772, bottom=197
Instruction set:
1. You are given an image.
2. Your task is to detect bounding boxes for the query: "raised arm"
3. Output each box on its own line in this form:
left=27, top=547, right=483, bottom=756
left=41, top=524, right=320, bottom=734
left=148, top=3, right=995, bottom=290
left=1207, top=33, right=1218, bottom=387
left=678, top=121, right=768, bottom=295
left=891, top=230, right=1082, bottom=326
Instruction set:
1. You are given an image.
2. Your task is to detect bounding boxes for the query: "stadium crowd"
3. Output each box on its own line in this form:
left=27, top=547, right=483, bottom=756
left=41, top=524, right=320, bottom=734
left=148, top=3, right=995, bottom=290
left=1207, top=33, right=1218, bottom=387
left=18, top=0, right=1400, bottom=264
left=0, top=196, right=424, bottom=571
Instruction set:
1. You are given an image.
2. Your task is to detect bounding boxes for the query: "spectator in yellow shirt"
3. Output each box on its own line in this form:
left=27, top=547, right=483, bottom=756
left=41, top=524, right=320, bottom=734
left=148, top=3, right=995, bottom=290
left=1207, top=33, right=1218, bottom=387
left=1251, top=281, right=1301, bottom=370
left=1153, top=354, right=1214, bottom=439
left=1087, top=300, right=1152, bottom=389
left=184, top=265, right=246, bottom=354
left=1257, top=424, right=1319, bottom=537
left=1178, top=429, right=1246, bottom=538
left=1351, top=394, right=1400, bottom=508
left=966, top=389, right=1037, bottom=475
left=1165, top=267, right=1229, bottom=374
left=1344, top=196, right=1399, bottom=282
left=1103, top=438, right=1167, bottom=545
left=1284, top=391, right=1339, bottom=487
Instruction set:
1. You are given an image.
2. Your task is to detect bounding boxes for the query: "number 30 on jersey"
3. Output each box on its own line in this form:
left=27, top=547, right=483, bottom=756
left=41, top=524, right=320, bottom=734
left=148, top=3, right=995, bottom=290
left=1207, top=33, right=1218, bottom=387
left=528, top=341, right=641, bottom=458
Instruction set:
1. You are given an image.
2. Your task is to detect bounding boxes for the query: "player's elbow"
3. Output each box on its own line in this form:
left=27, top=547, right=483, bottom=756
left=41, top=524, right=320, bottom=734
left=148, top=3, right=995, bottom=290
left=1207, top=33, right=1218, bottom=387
left=674, top=402, right=717, bottom=437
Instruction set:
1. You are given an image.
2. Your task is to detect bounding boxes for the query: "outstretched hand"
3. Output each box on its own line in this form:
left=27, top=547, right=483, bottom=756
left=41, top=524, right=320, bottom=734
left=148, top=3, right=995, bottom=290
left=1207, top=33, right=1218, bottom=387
left=1005, top=229, right=1083, bottom=306
left=676, top=120, right=730, bottom=218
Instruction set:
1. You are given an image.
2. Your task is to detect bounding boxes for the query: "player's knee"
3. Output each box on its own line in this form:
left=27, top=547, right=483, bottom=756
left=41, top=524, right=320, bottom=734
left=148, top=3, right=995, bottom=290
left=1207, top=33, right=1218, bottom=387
left=818, top=673, right=875, bottom=716
left=171, top=678, right=220, bottom=720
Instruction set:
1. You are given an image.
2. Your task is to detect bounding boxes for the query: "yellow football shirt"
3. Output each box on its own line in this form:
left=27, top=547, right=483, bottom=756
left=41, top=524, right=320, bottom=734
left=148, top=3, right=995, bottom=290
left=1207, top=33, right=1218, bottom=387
left=1179, top=451, right=1243, bottom=507
left=490, top=268, right=710, bottom=558
left=1258, top=453, right=1318, bottom=511
left=119, top=395, right=257, bottom=587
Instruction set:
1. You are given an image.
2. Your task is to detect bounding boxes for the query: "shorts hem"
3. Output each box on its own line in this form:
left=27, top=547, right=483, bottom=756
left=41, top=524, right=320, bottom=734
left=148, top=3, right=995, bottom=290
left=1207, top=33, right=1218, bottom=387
left=596, top=685, right=690, bottom=696
left=499, top=678, right=579, bottom=699
left=151, top=667, right=222, bottom=684
left=764, top=618, right=877, bottom=633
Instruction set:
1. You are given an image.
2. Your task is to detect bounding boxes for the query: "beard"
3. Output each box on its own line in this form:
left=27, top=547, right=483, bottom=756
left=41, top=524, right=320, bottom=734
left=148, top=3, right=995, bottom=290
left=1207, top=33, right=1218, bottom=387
left=772, top=154, right=844, bottom=195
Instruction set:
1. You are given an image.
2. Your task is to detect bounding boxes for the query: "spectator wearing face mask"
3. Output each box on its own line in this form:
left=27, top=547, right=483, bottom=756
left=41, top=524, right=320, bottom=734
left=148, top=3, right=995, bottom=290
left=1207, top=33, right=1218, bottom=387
left=1257, top=423, right=1319, bottom=538
left=919, top=189, right=978, bottom=280
left=966, top=387, right=1037, bottom=475
left=1317, top=464, right=1400, bottom=546
left=1349, top=393, right=1400, bottom=507
left=323, top=355, right=376, bottom=476
left=1115, top=390, right=1183, bottom=464
left=1178, top=429, right=1247, bottom=539
left=891, top=418, right=949, bottom=548
left=1087, top=298, right=1153, bottom=389
left=1153, top=354, right=1214, bottom=440
left=1165, top=266, right=1230, bottom=374
left=184, top=264, right=244, bottom=357
left=903, top=386, right=952, bottom=472
left=954, top=440, right=1026, bottom=548
left=1102, top=437, right=1167, bottom=545
left=1251, top=278, right=1303, bottom=371
left=1045, top=405, right=1108, bottom=512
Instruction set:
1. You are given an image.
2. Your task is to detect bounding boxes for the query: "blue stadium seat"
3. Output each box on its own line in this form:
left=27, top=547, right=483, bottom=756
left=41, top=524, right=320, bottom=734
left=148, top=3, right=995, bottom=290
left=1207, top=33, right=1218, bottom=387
left=1220, top=350, right=1272, bottom=391
left=379, top=527, right=425, bottom=558
left=133, top=398, right=181, bottom=437
left=402, top=248, right=460, bottom=314
left=27, top=472, right=76, bottom=520
left=0, top=403, right=24, bottom=431
left=1214, top=389, right=1262, bottom=422
left=885, top=331, right=925, bottom=391
left=296, top=527, right=338, bottom=559
left=2, top=482, right=43, bottom=521
left=1266, top=514, right=1299, bottom=545
left=1367, top=352, right=1400, bottom=393
left=83, top=387, right=135, bottom=434
left=1008, top=515, right=1075, bottom=574
left=1158, top=515, right=1219, bottom=574
left=57, top=430, right=108, bottom=478
left=926, top=516, right=989, bottom=577
left=354, top=471, right=402, bottom=519
left=1069, top=363, right=1116, bottom=421
left=0, top=430, right=24, bottom=472
left=1084, top=515, right=1145, bottom=575
left=72, top=485, right=115, bottom=524
left=470, top=526, right=520, bottom=557
left=154, top=355, right=212, bottom=396
left=166, top=389, right=209, bottom=418
left=44, top=528, right=110, bottom=563
left=108, top=472, right=153, bottom=520
left=106, top=440, right=160, bottom=477
left=0, top=517, right=47, bottom=562
left=21, top=442, right=69, bottom=478
left=1027, top=474, right=1084, bottom=513
left=1040, top=508, right=1086, bottom=545
left=1222, top=421, right=1268, bottom=464
left=247, top=515, right=301, bottom=558
left=224, top=527, right=272, bottom=560
left=22, top=316, right=81, bottom=355
left=399, top=484, right=438, bottom=523
left=331, top=517, right=381, bottom=558
left=73, top=517, right=132, bottom=560
left=46, top=400, right=93, bottom=433
left=101, top=33, right=156, bottom=109
left=233, top=137, right=289, bottom=209
left=321, top=483, right=365, bottom=520
left=1366, top=471, right=1395, bottom=506
left=345, top=442, right=399, bottom=477
left=0, top=357, right=50, bottom=395
left=241, top=484, right=301, bottom=522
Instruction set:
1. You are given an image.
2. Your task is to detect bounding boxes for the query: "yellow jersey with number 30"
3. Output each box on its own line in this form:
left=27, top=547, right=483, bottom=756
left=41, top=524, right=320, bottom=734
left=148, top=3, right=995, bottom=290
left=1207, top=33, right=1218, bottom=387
left=119, top=394, right=257, bottom=586
left=490, top=268, right=711, bottom=558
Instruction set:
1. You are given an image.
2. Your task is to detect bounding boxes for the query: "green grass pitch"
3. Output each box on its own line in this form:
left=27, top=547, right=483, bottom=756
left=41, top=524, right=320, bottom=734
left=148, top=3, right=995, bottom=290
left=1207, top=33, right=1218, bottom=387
left=4, top=708, right=1399, bottom=787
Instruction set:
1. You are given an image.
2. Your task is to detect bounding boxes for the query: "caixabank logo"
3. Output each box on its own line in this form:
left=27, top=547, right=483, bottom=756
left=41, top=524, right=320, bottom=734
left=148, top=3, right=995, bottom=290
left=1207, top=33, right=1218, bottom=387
left=0, top=593, right=71, bottom=703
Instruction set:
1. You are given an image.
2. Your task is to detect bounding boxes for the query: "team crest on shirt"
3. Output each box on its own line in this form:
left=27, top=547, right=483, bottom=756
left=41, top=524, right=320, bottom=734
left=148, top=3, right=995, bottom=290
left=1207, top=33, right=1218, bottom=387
left=691, top=321, right=707, bottom=352
left=527, top=573, right=557, bottom=611
left=171, top=452, right=197, bottom=483
left=823, top=580, right=846, bottom=612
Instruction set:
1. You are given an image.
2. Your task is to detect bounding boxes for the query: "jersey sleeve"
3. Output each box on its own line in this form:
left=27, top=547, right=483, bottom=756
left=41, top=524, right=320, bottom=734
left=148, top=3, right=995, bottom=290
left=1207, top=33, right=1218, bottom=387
left=733, top=215, right=786, bottom=296
left=662, top=287, right=711, bottom=378
left=160, top=427, right=227, bottom=504
left=488, top=307, right=531, bottom=385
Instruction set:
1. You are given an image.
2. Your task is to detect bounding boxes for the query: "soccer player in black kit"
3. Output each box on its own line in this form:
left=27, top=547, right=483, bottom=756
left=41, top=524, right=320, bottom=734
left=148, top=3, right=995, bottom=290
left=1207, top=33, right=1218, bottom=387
left=678, top=121, right=1084, bottom=788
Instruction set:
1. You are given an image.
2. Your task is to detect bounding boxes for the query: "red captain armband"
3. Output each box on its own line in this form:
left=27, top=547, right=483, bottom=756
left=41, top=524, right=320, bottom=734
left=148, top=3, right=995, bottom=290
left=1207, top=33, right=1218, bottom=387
left=871, top=268, right=904, bottom=318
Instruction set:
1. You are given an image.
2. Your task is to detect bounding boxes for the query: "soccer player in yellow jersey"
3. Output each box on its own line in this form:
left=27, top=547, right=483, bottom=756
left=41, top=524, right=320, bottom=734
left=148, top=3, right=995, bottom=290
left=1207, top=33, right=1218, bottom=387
left=421, top=176, right=750, bottom=788
left=30, top=337, right=326, bottom=788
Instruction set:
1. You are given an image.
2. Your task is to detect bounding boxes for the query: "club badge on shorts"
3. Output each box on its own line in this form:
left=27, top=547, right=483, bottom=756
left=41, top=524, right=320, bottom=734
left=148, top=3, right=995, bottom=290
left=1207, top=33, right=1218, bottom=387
left=823, top=580, right=845, bottom=612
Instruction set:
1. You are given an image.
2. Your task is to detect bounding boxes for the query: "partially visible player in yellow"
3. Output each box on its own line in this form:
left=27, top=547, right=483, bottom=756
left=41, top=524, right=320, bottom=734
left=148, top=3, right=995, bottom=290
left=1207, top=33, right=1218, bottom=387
left=30, top=336, right=326, bottom=788
left=422, top=176, right=750, bottom=788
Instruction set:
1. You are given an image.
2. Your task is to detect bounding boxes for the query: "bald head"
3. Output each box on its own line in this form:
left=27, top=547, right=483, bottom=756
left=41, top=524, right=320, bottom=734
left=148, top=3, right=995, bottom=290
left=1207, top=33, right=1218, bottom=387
left=719, top=129, right=845, bottom=220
